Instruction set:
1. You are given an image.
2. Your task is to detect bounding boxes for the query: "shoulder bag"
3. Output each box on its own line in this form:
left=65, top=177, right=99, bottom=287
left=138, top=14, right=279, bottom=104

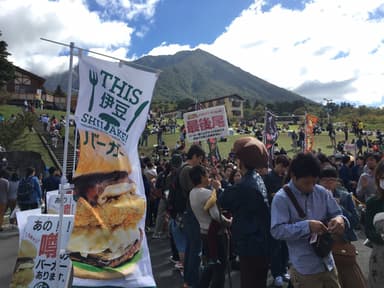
left=283, top=185, right=333, bottom=258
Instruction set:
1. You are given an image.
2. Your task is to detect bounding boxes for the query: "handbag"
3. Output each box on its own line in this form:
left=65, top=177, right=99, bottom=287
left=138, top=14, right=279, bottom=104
left=283, top=185, right=334, bottom=258
left=332, top=241, right=357, bottom=266
left=332, top=241, right=356, bottom=257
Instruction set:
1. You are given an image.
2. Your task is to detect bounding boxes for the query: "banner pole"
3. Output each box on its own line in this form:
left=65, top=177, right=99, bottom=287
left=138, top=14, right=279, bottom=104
left=41, top=38, right=161, bottom=74
left=72, top=126, right=78, bottom=177
left=263, top=108, right=267, bottom=146
left=62, top=41, right=74, bottom=183
left=304, top=112, right=307, bottom=152
left=56, top=41, right=74, bottom=287
left=263, top=107, right=268, bottom=161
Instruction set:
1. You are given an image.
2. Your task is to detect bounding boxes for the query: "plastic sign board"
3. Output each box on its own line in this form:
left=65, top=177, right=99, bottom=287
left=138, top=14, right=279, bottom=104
left=11, top=214, right=74, bottom=288
left=183, top=105, right=229, bottom=142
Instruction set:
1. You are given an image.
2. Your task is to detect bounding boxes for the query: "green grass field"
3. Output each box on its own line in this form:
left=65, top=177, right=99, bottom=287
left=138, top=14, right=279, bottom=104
left=139, top=129, right=350, bottom=161
left=0, top=104, right=376, bottom=166
left=7, top=128, right=55, bottom=168
left=0, top=105, right=67, bottom=167
left=0, top=104, right=68, bottom=120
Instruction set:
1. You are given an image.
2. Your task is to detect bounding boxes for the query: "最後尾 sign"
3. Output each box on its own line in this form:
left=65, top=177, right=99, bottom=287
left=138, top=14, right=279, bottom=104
left=183, top=105, right=229, bottom=142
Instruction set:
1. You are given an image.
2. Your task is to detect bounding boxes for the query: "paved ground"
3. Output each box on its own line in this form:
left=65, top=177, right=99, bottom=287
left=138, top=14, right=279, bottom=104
left=0, top=223, right=370, bottom=288
left=148, top=228, right=370, bottom=288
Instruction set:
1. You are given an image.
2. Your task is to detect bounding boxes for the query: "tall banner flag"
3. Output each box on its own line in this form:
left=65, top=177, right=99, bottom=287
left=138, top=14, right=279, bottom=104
left=207, top=137, right=221, bottom=166
left=264, top=110, right=279, bottom=167
left=305, top=114, right=318, bottom=152
left=71, top=55, right=158, bottom=287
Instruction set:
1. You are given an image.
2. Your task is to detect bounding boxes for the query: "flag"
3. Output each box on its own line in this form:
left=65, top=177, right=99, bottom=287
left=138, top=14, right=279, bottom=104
left=75, top=55, right=158, bottom=145
left=305, top=114, right=318, bottom=152
left=264, top=110, right=279, bottom=167
left=207, top=137, right=221, bottom=165
left=70, top=55, right=158, bottom=287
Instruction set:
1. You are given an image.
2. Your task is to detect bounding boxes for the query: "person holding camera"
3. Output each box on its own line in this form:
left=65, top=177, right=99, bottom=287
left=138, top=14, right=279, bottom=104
left=271, top=153, right=347, bottom=288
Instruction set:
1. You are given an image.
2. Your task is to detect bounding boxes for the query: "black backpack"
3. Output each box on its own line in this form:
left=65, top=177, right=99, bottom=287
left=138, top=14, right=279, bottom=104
left=167, top=164, right=188, bottom=218
left=17, top=177, right=34, bottom=203
left=155, top=171, right=167, bottom=192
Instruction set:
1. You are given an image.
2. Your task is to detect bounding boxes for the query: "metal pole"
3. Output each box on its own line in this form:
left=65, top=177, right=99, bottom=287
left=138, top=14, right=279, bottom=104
left=40, top=38, right=161, bottom=74
left=304, top=112, right=307, bottom=152
left=263, top=108, right=267, bottom=146
left=55, top=41, right=74, bottom=287
left=72, top=126, right=78, bottom=177
left=62, top=41, right=74, bottom=184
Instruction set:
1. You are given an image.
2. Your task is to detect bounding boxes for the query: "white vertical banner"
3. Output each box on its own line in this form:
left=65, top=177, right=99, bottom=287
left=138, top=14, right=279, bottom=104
left=75, top=55, right=157, bottom=144
left=70, top=55, right=159, bottom=287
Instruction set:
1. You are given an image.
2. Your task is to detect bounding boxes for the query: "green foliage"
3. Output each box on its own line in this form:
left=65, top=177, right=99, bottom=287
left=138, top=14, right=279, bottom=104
left=0, top=31, right=15, bottom=89
left=8, top=127, right=54, bottom=168
left=0, top=89, right=12, bottom=105
left=0, top=111, right=37, bottom=149
left=53, top=85, right=66, bottom=97
left=176, top=98, right=195, bottom=110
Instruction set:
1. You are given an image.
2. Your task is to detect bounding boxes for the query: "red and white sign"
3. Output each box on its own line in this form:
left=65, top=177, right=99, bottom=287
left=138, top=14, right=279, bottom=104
left=46, top=190, right=76, bottom=215
left=183, top=105, right=229, bottom=142
left=11, top=214, right=74, bottom=288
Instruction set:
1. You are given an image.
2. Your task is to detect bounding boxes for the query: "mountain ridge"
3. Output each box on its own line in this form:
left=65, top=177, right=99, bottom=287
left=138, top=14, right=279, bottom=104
left=43, top=48, right=312, bottom=105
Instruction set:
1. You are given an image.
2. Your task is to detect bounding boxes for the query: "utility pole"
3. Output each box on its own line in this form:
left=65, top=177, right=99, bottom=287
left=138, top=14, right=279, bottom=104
left=323, top=98, right=332, bottom=123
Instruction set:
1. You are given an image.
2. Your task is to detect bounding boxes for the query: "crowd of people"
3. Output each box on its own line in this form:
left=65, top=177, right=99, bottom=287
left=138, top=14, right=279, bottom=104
left=0, top=166, right=61, bottom=230
left=2, top=110, right=384, bottom=287
left=141, top=136, right=384, bottom=288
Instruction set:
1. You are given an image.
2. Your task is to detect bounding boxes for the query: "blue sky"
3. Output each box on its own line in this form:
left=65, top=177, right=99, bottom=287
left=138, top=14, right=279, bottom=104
left=1, top=0, right=384, bottom=106
left=128, top=0, right=255, bottom=57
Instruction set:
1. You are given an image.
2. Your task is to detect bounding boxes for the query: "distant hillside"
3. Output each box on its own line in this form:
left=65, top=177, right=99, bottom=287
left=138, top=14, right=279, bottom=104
left=44, top=49, right=311, bottom=104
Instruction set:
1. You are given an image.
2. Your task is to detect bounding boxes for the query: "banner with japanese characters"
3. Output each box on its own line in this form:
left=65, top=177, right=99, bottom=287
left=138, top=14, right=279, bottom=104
left=70, top=55, right=158, bottom=287
left=183, top=105, right=229, bottom=142
left=11, top=214, right=74, bottom=288
left=75, top=55, right=158, bottom=146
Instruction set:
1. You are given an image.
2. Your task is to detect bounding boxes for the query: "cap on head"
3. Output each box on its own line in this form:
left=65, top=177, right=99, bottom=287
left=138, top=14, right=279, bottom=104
left=233, top=137, right=268, bottom=169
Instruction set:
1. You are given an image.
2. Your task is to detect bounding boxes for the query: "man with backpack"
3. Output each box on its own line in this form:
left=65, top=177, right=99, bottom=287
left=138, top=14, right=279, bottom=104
left=17, top=167, right=42, bottom=211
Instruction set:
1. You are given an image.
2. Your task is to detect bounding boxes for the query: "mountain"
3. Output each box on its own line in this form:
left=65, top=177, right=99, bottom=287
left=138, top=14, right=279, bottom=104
left=44, top=49, right=310, bottom=104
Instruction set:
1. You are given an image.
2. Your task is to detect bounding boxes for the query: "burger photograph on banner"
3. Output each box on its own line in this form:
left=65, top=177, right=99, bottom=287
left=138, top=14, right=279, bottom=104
left=69, top=54, right=159, bottom=287
left=67, top=130, right=146, bottom=282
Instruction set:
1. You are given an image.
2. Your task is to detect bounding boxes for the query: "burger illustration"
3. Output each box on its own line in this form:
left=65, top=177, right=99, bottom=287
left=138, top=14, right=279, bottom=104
left=67, top=131, right=146, bottom=279
left=10, top=240, right=37, bottom=288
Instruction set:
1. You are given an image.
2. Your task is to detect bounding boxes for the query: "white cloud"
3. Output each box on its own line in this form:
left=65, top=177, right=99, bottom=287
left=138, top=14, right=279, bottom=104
left=94, top=0, right=160, bottom=21
left=206, top=0, right=384, bottom=105
left=147, top=42, right=193, bottom=56
left=144, top=0, right=384, bottom=106
left=1, top=0, right=384, bottom=106
left=0, top=0, right=137, bottom=76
